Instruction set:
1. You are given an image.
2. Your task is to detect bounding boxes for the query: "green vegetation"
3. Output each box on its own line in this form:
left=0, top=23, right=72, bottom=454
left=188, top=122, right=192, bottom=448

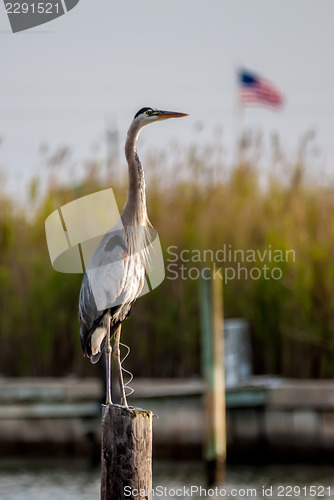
left=1, top=131, right=334, bottom=379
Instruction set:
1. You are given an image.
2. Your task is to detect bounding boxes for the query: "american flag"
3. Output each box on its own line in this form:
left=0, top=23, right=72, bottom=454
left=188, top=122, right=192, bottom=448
left=238, top=69, right=284, bottom=108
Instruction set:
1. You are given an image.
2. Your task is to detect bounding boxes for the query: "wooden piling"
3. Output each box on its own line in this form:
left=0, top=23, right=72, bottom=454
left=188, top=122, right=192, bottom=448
left=101, top=404, right=153, bottom=500
left=200, top=270, right=226, bottom=485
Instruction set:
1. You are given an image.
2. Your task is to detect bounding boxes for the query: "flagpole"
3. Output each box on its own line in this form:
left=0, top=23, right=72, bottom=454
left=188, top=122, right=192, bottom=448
left=234, top=65, right=244, bottom=167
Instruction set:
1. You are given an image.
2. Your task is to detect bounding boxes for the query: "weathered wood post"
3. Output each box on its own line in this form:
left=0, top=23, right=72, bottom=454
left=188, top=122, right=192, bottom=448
left=101, top=405, right=153, bottom=500
left=200, top=269, right=226, bottom=485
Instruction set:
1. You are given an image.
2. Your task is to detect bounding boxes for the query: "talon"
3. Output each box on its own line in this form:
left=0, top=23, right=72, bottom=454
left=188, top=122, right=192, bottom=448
left=112, top=403, right=135, bottom=415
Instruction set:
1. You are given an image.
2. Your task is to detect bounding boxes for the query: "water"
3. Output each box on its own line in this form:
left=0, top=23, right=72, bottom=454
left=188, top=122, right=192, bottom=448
left=1, top=460, right=334, bottom=499
left=0, top=460, right=99, bottom=500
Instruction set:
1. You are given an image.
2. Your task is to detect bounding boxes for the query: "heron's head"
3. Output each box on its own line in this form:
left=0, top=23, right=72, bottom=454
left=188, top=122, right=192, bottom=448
left=133, top=107, right=188, bottom=127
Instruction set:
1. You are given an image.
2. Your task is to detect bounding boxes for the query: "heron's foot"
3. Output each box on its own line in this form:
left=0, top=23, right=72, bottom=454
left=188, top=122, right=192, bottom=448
left=112, top=403, right=135, bottom=415
left=103, top=400, right=113, bottom=406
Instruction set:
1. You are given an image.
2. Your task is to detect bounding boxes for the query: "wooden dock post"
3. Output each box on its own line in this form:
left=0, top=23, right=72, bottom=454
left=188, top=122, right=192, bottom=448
left=101, top=404, right=153, bottom=500
left=200, top=269, right=226, bottom=485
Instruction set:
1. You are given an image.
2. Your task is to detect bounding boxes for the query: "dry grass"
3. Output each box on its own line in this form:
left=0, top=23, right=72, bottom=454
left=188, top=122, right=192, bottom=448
left=1, top=130, right=334, bottom=378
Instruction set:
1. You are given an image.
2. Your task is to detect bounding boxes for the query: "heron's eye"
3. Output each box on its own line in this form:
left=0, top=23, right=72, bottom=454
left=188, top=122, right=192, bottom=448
left=146, top=110, right=151, bottom=116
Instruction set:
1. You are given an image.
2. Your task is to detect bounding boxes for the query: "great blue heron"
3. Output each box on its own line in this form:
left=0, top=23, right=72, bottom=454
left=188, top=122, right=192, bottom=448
left=79, top=107, right=188, bottom=407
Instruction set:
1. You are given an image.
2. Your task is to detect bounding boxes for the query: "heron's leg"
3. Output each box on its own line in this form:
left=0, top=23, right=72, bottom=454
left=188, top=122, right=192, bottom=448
left=105, top=318, right=112, bottom=405
left=113, top=325, right=128, bottom=407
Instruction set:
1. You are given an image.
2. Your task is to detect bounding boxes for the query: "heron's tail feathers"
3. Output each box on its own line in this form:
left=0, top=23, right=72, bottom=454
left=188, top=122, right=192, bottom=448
left=89, top=351, right=104, bottom=364
left=89, top=326, right=106, bottom=363
left=80, top=324, right=107, bottom=364
left=83, top=317, right=119, bottom=364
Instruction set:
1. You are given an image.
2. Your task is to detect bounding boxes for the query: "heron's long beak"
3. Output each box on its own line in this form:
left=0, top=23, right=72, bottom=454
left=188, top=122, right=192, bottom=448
left=154, top=110, right=188, bottom=120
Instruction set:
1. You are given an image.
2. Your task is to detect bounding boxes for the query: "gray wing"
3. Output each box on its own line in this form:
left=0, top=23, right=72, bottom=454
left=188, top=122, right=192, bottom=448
left=79, top=229, right=146, bottom=359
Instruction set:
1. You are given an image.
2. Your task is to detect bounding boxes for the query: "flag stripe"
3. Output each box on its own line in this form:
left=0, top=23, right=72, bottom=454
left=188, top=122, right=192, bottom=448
left=239, top=69, right=284, bottom=108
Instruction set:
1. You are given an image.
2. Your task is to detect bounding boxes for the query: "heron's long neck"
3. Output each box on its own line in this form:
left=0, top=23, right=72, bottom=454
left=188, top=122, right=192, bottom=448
left=123, top=122, right=148, bottom=226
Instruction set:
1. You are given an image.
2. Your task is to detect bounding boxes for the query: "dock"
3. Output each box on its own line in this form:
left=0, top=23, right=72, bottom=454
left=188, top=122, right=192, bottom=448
left=1, top=377, right=334, bottom=462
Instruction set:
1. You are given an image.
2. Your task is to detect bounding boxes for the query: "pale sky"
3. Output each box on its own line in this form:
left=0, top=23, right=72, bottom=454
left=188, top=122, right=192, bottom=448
left=1, top=1, right=334, bottom=199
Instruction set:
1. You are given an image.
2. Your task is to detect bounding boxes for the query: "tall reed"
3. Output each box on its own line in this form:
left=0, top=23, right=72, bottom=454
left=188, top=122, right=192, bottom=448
left=0, top=131, right=333, bottom=378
